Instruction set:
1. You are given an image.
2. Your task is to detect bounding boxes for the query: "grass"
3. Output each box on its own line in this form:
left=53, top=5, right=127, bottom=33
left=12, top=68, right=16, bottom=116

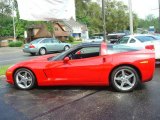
left=71, top=41, right=82, bottom=45
left=0, top=65, right=11, bottom=76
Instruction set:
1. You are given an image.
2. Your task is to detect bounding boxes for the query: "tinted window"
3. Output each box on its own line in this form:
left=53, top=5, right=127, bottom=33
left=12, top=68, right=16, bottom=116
left=117, top=37, right=129, bottom=44
left=30, top=38, right=43, bottom=44
left=53, top=39, right=60, bottom=43
left=79, top=47, right=99, bottom=54
left=41, top=39, right=53, bottom=43
left=130, top=39, right=136, bottom=43
left=135, top=36, right=157, bottom=42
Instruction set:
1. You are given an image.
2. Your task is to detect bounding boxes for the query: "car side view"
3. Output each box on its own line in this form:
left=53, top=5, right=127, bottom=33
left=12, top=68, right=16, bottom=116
left=6, top=42, right=155, bottom=92
left=23, top=38, right=71, bottom=55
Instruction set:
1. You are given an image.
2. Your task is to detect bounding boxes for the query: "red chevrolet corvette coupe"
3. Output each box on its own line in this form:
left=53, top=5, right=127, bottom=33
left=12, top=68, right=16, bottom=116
left=6, top=42, right=155, bottom=92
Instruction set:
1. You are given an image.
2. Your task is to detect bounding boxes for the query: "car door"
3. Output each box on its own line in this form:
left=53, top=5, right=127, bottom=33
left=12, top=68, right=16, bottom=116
left=40, top=38, right=55, bottom=52
left=49, top=46, right=106, bottom=85
left=53, top=39, right=64, bottom=51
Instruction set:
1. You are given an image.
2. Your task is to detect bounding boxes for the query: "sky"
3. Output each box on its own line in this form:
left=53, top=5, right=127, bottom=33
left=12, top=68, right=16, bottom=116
left=92, top=0, right=159, bottom=19
left=118, top=0, right=159, bottom=19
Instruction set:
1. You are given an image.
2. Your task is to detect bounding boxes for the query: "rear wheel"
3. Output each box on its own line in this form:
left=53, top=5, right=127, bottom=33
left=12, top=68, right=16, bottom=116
left=111, top=66, right=140, bottom=92
left=39, top=47, right=47, bottom=55
left=14, top=68, right=36, bottom=90
left=64, top=45, right=70, bottom=51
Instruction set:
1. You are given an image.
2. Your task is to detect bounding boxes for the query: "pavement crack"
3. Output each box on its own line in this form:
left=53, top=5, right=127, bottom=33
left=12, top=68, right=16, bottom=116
left=31, top=90, right=101, bottom=120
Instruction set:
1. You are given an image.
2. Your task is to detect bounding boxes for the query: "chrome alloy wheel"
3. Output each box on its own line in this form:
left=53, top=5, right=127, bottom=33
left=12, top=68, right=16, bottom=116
left=15, top=70, right=33, bottom=89
left=113, top=69, right=136, bottom=91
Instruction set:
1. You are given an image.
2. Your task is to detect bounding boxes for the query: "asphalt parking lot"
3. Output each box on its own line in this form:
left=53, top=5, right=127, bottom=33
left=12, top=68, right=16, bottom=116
left=0, top=64, right=160, bottom=120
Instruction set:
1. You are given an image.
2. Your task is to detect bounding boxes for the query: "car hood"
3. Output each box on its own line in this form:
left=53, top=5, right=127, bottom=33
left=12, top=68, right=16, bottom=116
left=29, top=54, right=57, bottom=62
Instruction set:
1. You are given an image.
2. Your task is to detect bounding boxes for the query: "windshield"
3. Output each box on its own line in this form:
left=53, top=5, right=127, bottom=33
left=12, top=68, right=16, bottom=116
left=135, top=36, right=157, bottom=42
left=153, top=35, right=160, bottom=40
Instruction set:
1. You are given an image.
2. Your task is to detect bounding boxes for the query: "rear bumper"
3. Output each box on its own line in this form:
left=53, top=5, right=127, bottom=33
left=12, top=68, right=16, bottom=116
left=23, top=48, right=38, bottom=53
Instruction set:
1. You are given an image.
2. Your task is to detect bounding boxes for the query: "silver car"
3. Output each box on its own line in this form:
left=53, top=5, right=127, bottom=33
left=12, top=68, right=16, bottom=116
left=23, top=38, right=71, bottom=55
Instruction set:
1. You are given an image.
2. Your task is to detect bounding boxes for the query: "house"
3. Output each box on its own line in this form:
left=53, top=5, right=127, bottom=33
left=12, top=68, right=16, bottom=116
left=63, top=18, right=89, bottom=40
left=26, top=22, right=70, bottom=43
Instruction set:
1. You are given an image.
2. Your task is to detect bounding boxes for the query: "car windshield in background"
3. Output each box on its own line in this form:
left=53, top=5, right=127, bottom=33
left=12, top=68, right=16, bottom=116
left=135, top=36, right=157, bottom=42
left=107, top=44, right=141, bottom=54
left=153, top=35, right=160, bottom=40
left=30, top=39, right=43, bottom=44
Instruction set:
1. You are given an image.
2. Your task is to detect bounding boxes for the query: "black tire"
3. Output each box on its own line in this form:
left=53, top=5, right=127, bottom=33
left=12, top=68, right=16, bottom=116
left=39, top=47, right=47, bottom=55
left=110, top=66, right=140, bottom=92
left=64, top=45, right=70, bottom=51
left=30, top=53, right=36, bottom=56
left=14, top=68, right=36, bottom=90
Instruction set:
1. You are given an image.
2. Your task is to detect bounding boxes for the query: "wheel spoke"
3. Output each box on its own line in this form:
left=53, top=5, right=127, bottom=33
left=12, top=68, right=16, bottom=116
left=126, top=73, right=134, bottom=79
left=121, top=70, right=125, bottom=76
left=24, top=72, right=28, bottom=78
left=23, top=81, right=28, bottom=87
left=115, top=77, right=122, bottom=81
left=18, top=73, right=24, bottom=79
left=120, top=82, right=125, bottom=88
left=126, top=80, right=133, bottom=87
left=27, top=78, right=32, bottom=82
left=17, top=80, right=23, bottom=84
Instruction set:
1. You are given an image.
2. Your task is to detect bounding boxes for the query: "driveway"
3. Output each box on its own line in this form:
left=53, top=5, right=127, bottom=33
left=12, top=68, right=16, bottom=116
left=0, top=65, right=160, bottom=120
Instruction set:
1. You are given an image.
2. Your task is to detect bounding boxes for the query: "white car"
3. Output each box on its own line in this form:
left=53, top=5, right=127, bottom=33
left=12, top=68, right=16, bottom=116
left=86, top=36, right=104, bottom=42
left=116, top=34, right=160, bottom=60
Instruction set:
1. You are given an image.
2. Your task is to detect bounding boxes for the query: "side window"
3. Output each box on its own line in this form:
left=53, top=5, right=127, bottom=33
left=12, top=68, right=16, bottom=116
left=129, top=39, right=136, bottom=43
left=117, top=37, right=129, bottom=44
left=68, top=47, right=100, bottom=60
left=41, top=39, right=52, bottom=43
left=53, top=39, right=60, bottom=43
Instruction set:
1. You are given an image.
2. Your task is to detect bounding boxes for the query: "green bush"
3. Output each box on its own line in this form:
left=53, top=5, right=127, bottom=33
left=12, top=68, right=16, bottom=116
left=9, top=41, right=23, bottom=47
left=67, top=36, right=75, bottom=43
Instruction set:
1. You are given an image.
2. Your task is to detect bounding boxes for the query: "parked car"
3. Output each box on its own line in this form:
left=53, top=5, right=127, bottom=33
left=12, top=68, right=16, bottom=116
left=86, top=36, right=103, bottom=42
left=6, top=42, right=155, bottom=92
left=23, top=38, right=71, bottom=55
left=116, top=34, right=160, bottom=60
left=107, top=33, right=125, bottom=43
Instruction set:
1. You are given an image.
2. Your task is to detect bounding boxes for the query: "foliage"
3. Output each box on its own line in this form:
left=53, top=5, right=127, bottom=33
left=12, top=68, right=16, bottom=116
left=138, top=14, right=159, bottom=32
left=0, top=0, right=141, bottom=39
left=9, top=41, right=23, bottom=47
left=66, top=36, right=75, bottom=43
left=76, top=0, right=138, bottom=35
left=0, top=65, right=11, bottom=76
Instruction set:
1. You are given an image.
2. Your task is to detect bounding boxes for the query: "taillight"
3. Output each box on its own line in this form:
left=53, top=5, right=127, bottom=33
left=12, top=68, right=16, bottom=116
left=29, top=44, right=35, bottom=48
left=145, top=45, right=154, bottom=50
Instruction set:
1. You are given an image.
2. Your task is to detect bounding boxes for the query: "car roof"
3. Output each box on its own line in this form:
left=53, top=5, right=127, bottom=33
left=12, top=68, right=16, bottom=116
left=125, top=34, right=154, bottom=38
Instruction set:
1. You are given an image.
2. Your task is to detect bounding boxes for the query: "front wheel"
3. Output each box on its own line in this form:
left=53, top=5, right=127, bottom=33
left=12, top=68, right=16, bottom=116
left=64, top=46, right=70, bottom=51
left=110, top=66, right=140, bottom=92
left=14, top=68, right=36, bottom=90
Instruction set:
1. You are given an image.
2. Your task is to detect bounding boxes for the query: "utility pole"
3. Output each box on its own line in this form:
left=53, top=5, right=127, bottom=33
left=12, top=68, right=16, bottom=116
left=12, top=0, right=16, bottom=41
left=158, top=0, right=160, bottom=32
left=102, top=0, right=106, bottom=42
left=128, top=0, right=133, bottom=35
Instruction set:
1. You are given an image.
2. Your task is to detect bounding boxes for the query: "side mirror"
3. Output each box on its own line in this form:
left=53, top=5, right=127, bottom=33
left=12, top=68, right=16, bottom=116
left=63, top=57, right=70, bottom=63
